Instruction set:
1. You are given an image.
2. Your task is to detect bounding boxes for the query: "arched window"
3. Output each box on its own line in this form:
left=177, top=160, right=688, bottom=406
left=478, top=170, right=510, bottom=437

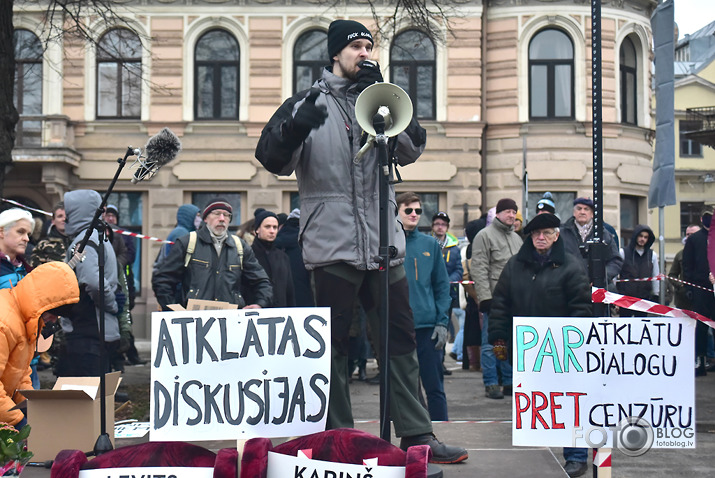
left=14, top=29, right=43, bottom=146
left=294, top=29, right=328, bottom=94
left=529, top=29, right=574, bottom=120
left=390, top=30, right=436, bottom=120
left=97, top=28, right=142, bottom=118
left=620, top=36, right=638, bottom=125
left=195, top=30, right=240, bottom=120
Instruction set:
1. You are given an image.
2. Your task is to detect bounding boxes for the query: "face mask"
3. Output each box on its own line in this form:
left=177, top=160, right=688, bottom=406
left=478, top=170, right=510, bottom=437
left=194, top=215, right=203, bottom=230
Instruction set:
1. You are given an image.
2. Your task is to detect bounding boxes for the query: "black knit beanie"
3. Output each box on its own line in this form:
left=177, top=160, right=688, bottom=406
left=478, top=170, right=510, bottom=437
left=328, top=20, right=373, bottom=59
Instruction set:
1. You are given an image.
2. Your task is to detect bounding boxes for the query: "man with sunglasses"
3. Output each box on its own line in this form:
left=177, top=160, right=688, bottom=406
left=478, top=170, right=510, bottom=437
left=487, top=212, right=592, bottom=477
left=152, top=197, right=272, bottom=310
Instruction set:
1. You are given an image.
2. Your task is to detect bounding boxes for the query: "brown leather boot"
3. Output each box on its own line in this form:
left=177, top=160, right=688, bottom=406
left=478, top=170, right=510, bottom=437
left=467, top=346, right=481, bottom=372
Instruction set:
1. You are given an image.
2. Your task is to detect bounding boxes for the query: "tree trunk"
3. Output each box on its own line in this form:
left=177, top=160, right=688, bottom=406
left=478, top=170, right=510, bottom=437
left=0, top=1, right=18, bottom=199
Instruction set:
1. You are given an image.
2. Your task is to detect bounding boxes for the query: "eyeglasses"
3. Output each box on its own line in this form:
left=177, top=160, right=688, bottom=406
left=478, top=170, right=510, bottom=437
left=209, top=210, right=232, bottom=219
left=403, top=208, right=422, bottom=215
left=530, top=230, right=557, bottom=238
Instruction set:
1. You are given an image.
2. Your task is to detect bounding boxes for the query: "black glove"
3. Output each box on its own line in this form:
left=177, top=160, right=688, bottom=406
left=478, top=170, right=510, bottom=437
left=479, top=299, right=492, bottom=313
left=355, top=60, right=383, bottom=93
left=287, top=89, right=328, bottom=141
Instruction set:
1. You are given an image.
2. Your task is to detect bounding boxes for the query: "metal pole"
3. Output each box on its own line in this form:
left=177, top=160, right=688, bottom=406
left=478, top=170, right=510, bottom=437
left=659, top=206, right=666, bottom=304
left=374, top=113, right=392, bottom=442
left=522, top=135, right=529, bottom=222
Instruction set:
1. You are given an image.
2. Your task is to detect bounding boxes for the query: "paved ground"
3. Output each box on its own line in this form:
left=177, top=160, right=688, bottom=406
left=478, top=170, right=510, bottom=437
left=25, top=341, right=715, bottom=477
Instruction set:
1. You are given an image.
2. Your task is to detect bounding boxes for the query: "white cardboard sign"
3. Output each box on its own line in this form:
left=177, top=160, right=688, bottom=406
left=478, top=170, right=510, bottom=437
left=150, top=308, right=331, bottom=441
left=512, top=316, right=695, bottom=449
left=267, top=451, right=405, bottom=478
left=79, top=467, right=213, bottom=478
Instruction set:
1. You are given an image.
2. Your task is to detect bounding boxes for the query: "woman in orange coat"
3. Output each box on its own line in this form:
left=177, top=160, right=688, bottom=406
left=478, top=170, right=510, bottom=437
left=0, top=261, right=79, bottom=427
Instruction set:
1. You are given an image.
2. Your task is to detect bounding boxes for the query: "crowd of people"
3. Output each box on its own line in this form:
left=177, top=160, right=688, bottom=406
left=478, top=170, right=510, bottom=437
left=1, top=17, right=713, bottom=477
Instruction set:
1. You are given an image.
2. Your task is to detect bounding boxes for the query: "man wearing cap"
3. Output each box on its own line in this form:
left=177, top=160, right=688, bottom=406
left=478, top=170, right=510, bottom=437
left=471, top=198, right=522, bottom=399
left=487, top=213, right=592, bottom=477
left=249, top=209, right=295, bottom=308
left=560, top=197, right=622, bottom=286
left=255, top=20, right=467, bottom=463
left=152, top=198, right=272, bottom=311
left=430, top=211, right=464, bottom=363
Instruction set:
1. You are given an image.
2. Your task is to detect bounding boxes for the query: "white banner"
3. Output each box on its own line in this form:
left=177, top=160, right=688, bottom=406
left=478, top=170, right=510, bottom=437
left=79, top=467, right=213, bottom=478
left=267, top=451, right=405, bottom=478
left=512, top=316, right=695, bottom=450
left=150, top=308, right=331, bottom=441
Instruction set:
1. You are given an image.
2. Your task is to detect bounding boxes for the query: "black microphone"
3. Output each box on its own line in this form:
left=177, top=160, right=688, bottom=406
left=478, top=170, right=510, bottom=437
left=130, top=127, right=182, bottom=184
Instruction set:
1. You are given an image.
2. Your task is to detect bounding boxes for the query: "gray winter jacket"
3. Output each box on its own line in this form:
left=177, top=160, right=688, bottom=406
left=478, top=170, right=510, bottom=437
left=64, top=190, right=120, bottom=342
left=470, top=218, right=523, bottom=303
left=255, top=67, right=427, bottom=270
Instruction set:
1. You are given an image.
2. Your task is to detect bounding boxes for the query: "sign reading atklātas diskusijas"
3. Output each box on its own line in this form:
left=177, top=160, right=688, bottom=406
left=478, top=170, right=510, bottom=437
left=512, top=316, right=695, bottom=449
left=150, top=308, right=331, bottom=441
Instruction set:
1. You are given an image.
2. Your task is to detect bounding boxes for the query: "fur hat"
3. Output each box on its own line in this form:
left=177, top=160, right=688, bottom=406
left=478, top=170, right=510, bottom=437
left=328, top=20, right=373, bottom=59
left=523, top=212, right=561, bottom=235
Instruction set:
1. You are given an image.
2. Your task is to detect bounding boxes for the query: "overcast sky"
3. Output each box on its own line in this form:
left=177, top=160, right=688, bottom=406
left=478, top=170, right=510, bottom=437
left=674, top=0, right=715, bottom=38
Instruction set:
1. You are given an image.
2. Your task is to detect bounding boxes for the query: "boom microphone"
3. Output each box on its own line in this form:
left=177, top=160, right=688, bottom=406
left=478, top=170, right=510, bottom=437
left=130, top=127, right=182, bottom=184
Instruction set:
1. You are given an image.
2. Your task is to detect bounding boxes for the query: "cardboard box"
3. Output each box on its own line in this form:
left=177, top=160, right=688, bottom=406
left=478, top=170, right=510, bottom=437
left=167, top=298, right=238, bottom=311
left=16, top=372, right=122, bottom=461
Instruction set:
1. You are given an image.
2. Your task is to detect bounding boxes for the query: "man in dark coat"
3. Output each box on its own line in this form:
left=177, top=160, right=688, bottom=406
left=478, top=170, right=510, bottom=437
left=152, top=198, right=272, bottom=310
left=617, top=224, right=659, bottom=316
left=274, top=209, right=314, bottom=307
left=560, top=197, right=622, bottom=286
left=488, top=213, right=592, bottom=478
left=248, top=209, right=295, bottom=307
left=682, top=207, right=715, bottom=376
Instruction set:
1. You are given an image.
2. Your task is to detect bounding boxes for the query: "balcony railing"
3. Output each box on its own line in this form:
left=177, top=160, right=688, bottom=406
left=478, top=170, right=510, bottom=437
left=684, top=107, right=715, bottom=149
left=14, top=115, right=75, bottom=149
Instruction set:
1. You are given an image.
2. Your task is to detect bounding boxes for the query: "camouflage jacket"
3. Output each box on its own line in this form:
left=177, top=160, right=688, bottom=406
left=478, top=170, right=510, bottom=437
left=29, top=230, right=69, bottom=268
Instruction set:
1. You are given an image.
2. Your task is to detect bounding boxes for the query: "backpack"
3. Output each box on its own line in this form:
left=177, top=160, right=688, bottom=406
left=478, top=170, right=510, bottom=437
left=152, top=231, right=243, bottom=275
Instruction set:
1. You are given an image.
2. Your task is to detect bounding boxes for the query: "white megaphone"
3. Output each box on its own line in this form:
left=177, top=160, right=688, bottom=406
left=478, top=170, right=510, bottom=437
left=354, top=82, right=414, bottom=161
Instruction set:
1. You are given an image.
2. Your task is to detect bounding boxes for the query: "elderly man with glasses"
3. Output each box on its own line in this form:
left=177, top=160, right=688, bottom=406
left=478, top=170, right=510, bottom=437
left=487, top=212, right=592, bottom=478
left=152, top=197, right=272, bottom=310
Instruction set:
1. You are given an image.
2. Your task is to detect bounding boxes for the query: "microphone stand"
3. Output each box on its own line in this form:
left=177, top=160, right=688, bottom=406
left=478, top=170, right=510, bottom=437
left=72, top=146, right=135, bottom=456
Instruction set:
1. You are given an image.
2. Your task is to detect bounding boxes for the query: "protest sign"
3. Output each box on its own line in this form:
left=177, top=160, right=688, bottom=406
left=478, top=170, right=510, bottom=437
left=150, top=308, right=331, bottom=441
left=512, top=316, right=695, bottom=451
left=79, top=467, right=213, bottom=478
left=267, top=451, right=406, bottom=478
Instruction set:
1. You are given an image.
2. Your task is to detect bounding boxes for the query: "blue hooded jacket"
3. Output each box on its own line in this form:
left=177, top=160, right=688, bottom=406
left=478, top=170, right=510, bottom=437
left=160, top=204, right=200, bottom=260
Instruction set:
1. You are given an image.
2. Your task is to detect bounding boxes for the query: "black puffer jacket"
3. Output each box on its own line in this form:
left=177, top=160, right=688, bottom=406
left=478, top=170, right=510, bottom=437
left=618, top=224, right=655, bottom=299
left=249, top=238, right=295, bottom=308
left=152, top=226, right=272, bottom=310
left=488, top=235, right=592, bottom=351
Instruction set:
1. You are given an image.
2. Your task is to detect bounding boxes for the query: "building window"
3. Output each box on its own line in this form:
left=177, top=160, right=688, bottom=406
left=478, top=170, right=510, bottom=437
left=620, top=195, right=641, bottom=247
left=390, top=30, right=436, bottom=120
left=620, top=36, right=637, bottom=125
left=195, top=30, right=240, bottom=120
left=107, top=192, right=143, bottom=294
left=529, top=28, right=574, bottom=120
left=294, top=30, right=328, bottom=94
left=191, top=193, right=242, bottom=231
left=97, top=29, right=142, bottom=119
left=680, top=202, right=705, bottom=236
left=14, top=29, right=43, bottom=147
left=680, top=120, right=703, bottom=157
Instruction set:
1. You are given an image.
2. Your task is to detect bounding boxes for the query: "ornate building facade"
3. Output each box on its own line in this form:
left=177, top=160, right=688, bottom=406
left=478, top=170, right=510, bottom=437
left=10, top=0, right=657, bottom=336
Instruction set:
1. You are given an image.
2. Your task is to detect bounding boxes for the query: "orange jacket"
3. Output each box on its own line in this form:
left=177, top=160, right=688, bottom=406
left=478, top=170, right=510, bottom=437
left=0, top=262, right=79, bottom=425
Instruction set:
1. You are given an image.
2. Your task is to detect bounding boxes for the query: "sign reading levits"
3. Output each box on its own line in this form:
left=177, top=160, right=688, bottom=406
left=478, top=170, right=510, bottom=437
left=150, top=308, right=331, bottom=441
left=512, top=317, right=695, bottom=450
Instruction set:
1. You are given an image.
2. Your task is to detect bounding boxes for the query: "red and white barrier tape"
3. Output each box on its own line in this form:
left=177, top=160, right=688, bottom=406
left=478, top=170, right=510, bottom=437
left=615, top=273, right=715, bottom=293
left=112, top=227, right=172, bottom=244
left=450, top=280, right=474, bottom=284
left=591, top=287, right=715, bottom=330
left=1, top=198, right=52, bottom=216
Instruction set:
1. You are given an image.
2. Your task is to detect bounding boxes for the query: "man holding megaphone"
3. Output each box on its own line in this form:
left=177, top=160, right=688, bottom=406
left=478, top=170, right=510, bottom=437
left=256, top=19, right=467, bottom=465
